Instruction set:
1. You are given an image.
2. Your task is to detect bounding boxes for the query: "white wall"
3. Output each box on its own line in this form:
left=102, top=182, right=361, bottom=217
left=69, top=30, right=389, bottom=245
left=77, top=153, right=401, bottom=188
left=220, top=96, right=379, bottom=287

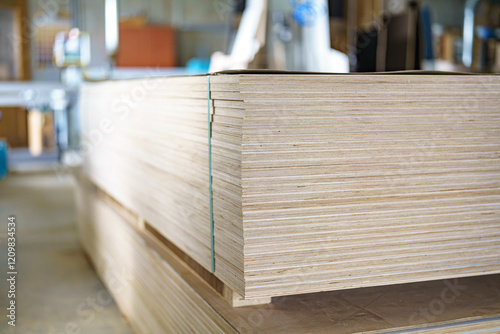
left=117, top=0, right=226, bottom=25
left=78, top=0, right=108, bottom=68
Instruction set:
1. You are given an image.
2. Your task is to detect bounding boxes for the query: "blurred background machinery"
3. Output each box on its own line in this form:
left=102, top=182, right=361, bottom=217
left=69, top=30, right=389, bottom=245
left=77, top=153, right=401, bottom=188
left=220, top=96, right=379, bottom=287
left=0, top=0, right=499, bottom=173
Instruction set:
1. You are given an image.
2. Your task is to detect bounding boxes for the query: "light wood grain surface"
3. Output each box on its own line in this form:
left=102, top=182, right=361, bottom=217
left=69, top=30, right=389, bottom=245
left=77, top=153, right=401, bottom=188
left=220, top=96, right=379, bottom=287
left=79, top=73, right=500, bottom=299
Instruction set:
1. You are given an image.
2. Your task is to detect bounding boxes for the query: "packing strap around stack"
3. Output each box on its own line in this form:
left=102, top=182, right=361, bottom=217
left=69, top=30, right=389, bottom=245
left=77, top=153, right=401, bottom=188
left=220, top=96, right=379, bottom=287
left=208, top=76, right=215, bottom=273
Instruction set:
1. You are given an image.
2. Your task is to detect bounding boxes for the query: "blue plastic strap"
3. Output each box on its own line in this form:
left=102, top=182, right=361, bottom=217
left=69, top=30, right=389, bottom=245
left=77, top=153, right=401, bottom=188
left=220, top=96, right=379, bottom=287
left=208, top=76, right=215, bottom=273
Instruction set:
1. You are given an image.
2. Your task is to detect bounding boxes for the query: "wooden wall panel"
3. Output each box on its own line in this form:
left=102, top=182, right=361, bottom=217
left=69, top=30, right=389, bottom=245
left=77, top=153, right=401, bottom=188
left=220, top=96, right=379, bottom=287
left=0, top=107, right=28, bottom=147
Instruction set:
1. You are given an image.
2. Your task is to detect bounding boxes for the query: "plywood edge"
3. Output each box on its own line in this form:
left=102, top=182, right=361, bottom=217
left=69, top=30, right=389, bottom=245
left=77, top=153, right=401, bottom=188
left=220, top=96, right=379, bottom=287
left=75, top=173, right=268, bottom=307
left=223, top=285, right=271, bottom=307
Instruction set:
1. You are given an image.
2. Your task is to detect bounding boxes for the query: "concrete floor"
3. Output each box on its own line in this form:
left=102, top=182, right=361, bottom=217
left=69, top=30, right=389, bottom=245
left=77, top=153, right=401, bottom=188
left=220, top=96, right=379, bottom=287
left=0, top=172, right=134, bottom=334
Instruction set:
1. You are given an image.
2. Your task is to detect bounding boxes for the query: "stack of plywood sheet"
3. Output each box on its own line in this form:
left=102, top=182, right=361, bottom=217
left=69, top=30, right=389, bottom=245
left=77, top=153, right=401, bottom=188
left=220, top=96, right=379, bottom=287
left=79, top=72, right=500, bottom=301
left=75, top=175, right=500, bottom=333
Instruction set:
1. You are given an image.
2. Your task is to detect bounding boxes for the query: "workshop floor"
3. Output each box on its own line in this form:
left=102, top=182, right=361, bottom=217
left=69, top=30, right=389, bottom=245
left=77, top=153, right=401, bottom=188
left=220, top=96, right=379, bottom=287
left=0, top=172, right=133, bottom=334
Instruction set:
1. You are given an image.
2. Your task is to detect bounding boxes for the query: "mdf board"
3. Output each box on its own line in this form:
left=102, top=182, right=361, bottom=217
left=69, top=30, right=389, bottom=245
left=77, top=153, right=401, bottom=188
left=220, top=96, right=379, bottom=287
left=0, top=107, right=28, bottom=147
left=75, top=176, right=500, bottom=334
left=79, top=72, right=500, bottom=300
left=116, top=26, right=176, bottom=67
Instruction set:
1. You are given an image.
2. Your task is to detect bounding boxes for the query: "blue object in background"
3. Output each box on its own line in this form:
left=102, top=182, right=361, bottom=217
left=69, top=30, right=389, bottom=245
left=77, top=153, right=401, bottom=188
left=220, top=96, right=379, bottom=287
left=420, top=7, right=434, bottom=60
left=0, top=139, right=8, bottom=179
left=475, top=25, right=497, bottom=40
left=186, top=58, right=211, bottom=73
left=291, top=0, right=328, bottom=27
